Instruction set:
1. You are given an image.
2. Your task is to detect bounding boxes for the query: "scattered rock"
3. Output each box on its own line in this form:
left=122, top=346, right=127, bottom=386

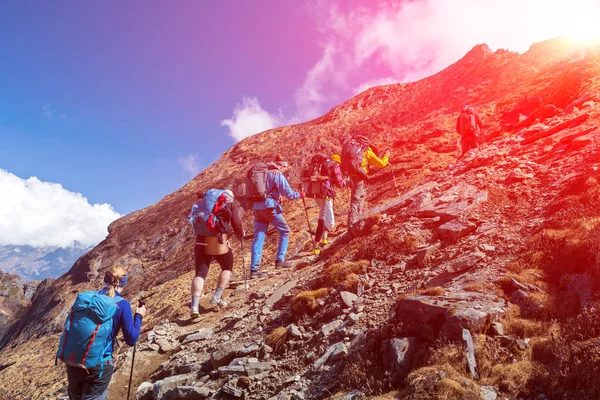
left=480, top=386, right=498, bottom=400
left=161, top=386, right=211, bottom=400
left=313, top=342, right=348, bottom=370
left=340, top=291, right=358, bottom=308
left=489, top=322, right=504, bottom=336
left=442, top=250, right=486, bottom=274
left=437, top=220, right=477, bottom=242
left=211, top=343, right=244, bottom=369
left=463, top=329, right=479, bottom=380
left=153, top=373, right=197, bottom=400
left=287, top=324, right=302, bottom=339
left=321, top=319, right=343, bottom=337
left=416, top=244, right=440, bottom=267
left=396, top=291, right=506, bottom=341
left=384, top=337, right=417, bottom=375
left=155, top=338, right=176, bottom=353
left=134, top=382, right=153, bottom=400
left=220, top=382, right=244, bottom=398
left=181, top=328, right=213, bottom=344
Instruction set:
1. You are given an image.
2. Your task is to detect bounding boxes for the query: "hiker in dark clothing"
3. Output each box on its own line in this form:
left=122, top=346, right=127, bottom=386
left=250, top=158, right=305, bottom=279
left=456, top=105, right=484, bottom=155
left=342, top=135, right=390, bottom=230
left=188, top=190, right=244, bottom=317
left=65, top=265, right=145, bottom=400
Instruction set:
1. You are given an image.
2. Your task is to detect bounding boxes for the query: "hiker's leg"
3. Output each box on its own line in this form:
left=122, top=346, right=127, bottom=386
left=348, top=178, right=358, bottom=227
left=192, top=236, right=211, bottom=307
left=215, top=248, right=233, bottom=290
left=355, top=179, right=366, bottom=216
left=66, top=366, right=84, bottom=400
left=314, top=198, right=325, bottom=241
left=324, top=198, right=335, bottom=231
left=251, top=210, right=270, bottom=272
left=80, top=360, right=113, bottom=400
left=271, top=209, right=291, bottom=262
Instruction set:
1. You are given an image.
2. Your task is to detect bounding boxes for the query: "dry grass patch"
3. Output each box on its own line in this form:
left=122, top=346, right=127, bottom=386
left=290, top=288, right=329, bottom=317
left=503, top=306, right=546, bottom=338
left=323, top=260, right=369, bottom=289
left=266, top=327, right=288, bottom=353
left=418, top=287, right=445, bottom=296
left=403, top=365, right=481, bottom=400
left=484, top=361, right=534, bottom=396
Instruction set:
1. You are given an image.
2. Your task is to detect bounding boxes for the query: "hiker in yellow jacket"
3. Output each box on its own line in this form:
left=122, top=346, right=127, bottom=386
left=341, top=135, right=390, bottom=230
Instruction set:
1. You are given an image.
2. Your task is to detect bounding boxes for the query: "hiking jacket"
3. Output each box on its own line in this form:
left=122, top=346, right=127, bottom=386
left=98, top=288, right=142, bottom=357
left=360, top=147, right=389, bottom=175
left=254, top=169, right=300, bottom=211
left=456, top=109, right=483, bottom=136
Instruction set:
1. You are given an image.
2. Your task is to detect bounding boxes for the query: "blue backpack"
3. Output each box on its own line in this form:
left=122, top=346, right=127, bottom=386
left=55, top=291, right=122, bottom=371
left=188, top=189, right=232, bottom=236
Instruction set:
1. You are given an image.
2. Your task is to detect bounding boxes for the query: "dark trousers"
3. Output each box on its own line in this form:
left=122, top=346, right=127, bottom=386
left=66, top=359, right=114, bottom=400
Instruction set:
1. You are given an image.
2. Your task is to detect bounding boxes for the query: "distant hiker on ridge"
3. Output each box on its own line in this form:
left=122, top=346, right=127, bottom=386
left=456, top=105, right=484, bottom=155
left=56, top=264, right=145, bottom=400
left=247, top=156, right=305, bottom=279
left=301, top=153, right=346, bottom=254
left=341, top=134, right=390, bottom=232
left=187, top=189, right=244, bottom=317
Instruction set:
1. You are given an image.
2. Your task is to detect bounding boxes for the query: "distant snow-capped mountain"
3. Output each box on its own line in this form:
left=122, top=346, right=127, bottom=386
left=0, top=243, right=92, bottom=281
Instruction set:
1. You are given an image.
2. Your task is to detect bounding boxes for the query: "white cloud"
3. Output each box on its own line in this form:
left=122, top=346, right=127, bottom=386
left=41, top=105, right=54, bottom=119
left=221, top=97, right=280, bottom=142
left=224, top=0, right=600, bottom=136
left=178, top=154, right=202, bottom=177
left=0, top=169, right=121, bottom=248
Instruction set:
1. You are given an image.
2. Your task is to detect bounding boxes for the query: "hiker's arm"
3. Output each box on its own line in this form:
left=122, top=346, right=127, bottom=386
left=366, top=147, right=389, bottom=169
left=230, top=202, right=244, bottom=236
left=119, top=301, right=142, bottom=346
left=476, top=114, right=484, bottom=128
left=278, top=174, right=300, bottom=200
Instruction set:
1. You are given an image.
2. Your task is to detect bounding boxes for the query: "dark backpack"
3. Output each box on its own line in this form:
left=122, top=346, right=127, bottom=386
left=188, top=189, right=232, bottom=236
left=56, top=291, right=123, bottom=371
left=246, top=163, right=269, bottom=202
left=327, top=160, right=346, bottom=188
left=459, top=112, right=478, bottom=137
left=302, top=154, right=329, bottom=198
left=341, top=135, right=370, bottom=179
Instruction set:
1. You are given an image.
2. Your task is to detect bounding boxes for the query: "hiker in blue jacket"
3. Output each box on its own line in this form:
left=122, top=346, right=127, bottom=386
left=250, top=157, right=305, bottom=279
left=65, top=265, right=145, bottom=400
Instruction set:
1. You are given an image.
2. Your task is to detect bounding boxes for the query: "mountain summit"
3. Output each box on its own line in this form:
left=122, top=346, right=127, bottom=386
left=1, top=38, right=600, bottom=399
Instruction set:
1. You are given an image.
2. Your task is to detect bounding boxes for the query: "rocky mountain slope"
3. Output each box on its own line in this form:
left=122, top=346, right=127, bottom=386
left=0, top=243, right=92, bottom=281
left=1, top=37, right=600, bottom=399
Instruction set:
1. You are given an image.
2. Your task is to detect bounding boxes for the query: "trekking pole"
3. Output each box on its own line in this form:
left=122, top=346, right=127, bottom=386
left=390, top=166, right=401, bottom=197
left=240, top=237, right=249, bottom=303
left=299, top=185, right=318, bottom=252
left=127, top=299, right=145, bottom=400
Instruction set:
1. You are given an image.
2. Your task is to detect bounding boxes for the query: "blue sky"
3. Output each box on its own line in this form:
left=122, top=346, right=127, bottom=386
left=0, top=1, right=321, bottom=214
left=2, top=0, right=596, bottom=249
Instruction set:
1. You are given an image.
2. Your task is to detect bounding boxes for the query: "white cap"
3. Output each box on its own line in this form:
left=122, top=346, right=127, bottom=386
left=224, top=190, right=234, bottom=203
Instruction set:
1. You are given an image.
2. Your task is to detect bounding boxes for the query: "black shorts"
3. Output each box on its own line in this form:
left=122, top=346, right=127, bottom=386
left=66, top=359, right=114, bottom=400
left=194, top=235, right=233, bottom=279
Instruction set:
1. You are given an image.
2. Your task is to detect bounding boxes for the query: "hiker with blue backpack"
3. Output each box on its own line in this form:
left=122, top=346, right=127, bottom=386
left=246, top=156, right=305, bottom=279
left=56, top=264, right=144, bottom=400
left=188, top=189, right=244, bottom=317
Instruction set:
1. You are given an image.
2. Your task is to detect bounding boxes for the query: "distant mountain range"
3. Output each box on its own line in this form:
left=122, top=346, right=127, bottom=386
left=0, top=243, right=92, bottom=281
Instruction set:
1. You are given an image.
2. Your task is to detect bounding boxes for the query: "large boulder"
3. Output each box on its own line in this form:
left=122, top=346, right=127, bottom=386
left=383, top=337, right=418, bottom=375
left=153, top=373, right=198, bottom=400
left=395, top=291, right=506, bottom=341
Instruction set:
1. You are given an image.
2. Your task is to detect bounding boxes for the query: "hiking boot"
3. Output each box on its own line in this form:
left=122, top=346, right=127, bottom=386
left=313, top=249, right=321, bottom=255
left=250, top=271, right=269, bottom=279
left=209, top=298, right=228, bottom=307
left=321, top=237, right=328, bottom=245
left=275, top=260, right=293, bottom=269
left=190, top=307, right=200, bottom=319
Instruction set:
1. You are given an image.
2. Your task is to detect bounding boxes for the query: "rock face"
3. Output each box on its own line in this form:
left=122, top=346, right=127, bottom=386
left=395, top=292, right=506, bottom=341
left=3, top=38, right=600, bottom=400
